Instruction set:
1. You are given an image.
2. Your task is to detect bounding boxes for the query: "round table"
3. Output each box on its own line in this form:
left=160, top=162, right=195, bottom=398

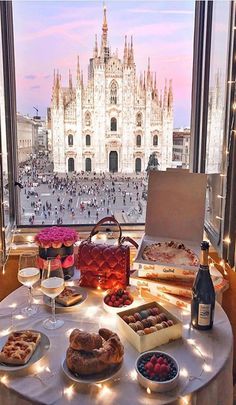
left=0, top=282, right=233, bottom=405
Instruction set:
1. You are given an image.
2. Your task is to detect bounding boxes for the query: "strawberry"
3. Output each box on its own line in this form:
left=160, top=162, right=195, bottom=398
left=145, top=361, right=154, bottom=371
left=150, top=355, right=157, bottom=365
left=113, top=300, right=120, bottom=307
left=154, top=363, right=161, bottom=374
left=108, top=300, right=113, bottom=306
left=124, top=300, right=132, bottom=305
left=111, top=295, right=116, bottom=303
left=122, top=294, right=128, bottom=301
left=157, top=357, right=164, bottom=365
left=160, top=364, right=169, bottom=375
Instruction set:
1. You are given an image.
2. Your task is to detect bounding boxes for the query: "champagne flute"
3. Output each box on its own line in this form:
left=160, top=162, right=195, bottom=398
left=18, top=253, right=40, bottom=316
left=41, top=257, right=65, bottom=330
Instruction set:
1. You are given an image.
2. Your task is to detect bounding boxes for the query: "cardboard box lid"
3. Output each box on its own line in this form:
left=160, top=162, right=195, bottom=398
left=145, top=171, right=207, bottom=243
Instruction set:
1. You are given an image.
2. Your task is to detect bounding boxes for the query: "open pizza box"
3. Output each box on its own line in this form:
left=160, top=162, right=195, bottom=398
left=133, top=170, right=207, bottom=279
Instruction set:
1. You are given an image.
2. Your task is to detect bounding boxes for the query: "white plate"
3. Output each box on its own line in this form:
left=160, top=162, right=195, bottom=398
left=0, top=330, right=50, bottom=371
left=43, top=287, right=87, bottom=311
left=61, top=357, right=122, bottom=384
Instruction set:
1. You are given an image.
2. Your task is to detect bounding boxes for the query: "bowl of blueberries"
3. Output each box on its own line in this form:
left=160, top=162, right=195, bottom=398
left=135, top=350, right=179, bottom=392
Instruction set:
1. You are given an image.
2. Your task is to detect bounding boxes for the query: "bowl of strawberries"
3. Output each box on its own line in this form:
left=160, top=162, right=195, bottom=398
left=103, top=288, right=134, bottom=313
left=135, top=351, right=179, bottom=392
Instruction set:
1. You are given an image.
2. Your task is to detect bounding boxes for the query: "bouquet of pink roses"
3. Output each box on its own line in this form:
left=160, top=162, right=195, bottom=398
left=35, top=226, right=78, bottom=248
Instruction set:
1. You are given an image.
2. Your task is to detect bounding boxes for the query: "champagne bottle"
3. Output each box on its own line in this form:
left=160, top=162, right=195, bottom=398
left=191, top=241, right=215, bottom=330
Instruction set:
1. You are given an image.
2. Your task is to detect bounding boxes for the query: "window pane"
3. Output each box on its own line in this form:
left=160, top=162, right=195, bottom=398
left=13, top=1, right=194, bottom=225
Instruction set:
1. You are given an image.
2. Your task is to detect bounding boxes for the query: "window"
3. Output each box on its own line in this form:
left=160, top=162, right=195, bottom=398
left=110, top=81, right=117, bottom=104
left=136, top=135, right=141, bottom=147
left=135, top=158, right=141, bottom=172
left=136, top=112, right=142, bottom=127
left=85, top=157, right=91, bottom=172
left=68, top=134, right=73, bottom=146
left=85, top=111, right=91, bottom=126
left=110, top=117, right=117, bottom=131
left=153, top=135, right=158, bottom=146
left=86, top=134, right=91, bottom=146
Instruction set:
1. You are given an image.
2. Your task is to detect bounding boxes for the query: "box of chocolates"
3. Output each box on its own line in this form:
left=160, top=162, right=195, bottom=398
left=117, top=301, right=182, bottom=353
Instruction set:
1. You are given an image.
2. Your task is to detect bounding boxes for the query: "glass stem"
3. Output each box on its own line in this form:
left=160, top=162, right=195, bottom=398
left=52, top=298, right=56, bottom=323
left=28, top=287, right=32, bottom=309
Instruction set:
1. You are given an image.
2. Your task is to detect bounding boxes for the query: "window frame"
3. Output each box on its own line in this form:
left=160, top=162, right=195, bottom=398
left=191, top=0, right=236, bottom=266
left=2, top=0, right=235, bottom=267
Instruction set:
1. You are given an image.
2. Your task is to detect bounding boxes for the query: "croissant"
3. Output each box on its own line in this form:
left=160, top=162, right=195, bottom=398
left=66, top=328, right=124, bottom=376
left=69, top=329, right=103, bottom=351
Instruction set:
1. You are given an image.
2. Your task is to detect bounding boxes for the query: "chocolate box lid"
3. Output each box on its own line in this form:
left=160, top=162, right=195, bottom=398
left=145, top=171, right=207, bottom=243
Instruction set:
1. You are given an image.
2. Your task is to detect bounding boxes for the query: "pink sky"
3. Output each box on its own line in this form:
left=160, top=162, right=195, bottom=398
left=13, top=1, right=195, bottom=126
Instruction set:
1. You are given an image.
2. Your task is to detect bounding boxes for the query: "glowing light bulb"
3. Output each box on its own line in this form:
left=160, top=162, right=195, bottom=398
left=129, top=369, right=137, bottom=381
left=146, top=387, right=151, bottom=394
left=203, top=363, right=212, bottom=372
left=64, top=385, right=74, bottom=399
left=180, top=368, right=189, bottom=377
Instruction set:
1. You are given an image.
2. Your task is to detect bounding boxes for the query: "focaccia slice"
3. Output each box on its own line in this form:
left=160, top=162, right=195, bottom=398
left=56, top=287, right=82, bottom=306
left=0, top=330, right=41, bottom=366
left=8, top=330, right=41, bottom=346
left=0, top=341, right=36, bottom=365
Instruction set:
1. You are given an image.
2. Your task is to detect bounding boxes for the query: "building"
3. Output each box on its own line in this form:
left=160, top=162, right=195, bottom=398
left=50, top=6, right=173, bottom=174
left=17, top=113, right=39, bottom=163
left=172, top=128, right=190, bottom=168
left=36, top=118, right=48, bottom=153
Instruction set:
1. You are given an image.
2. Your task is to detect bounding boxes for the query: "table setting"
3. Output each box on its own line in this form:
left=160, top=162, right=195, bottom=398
left=0, top=193, right=234, bottom=405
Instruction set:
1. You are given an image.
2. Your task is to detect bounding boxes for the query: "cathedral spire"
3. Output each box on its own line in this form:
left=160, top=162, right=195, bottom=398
left=81, top=70, right=83, bottom=88
left=163, top=78, right=168, bottom=109
left=147, top=57, right=151, bottom=87
left=143, top=71, right=146, bottom=90
left=168, top=79, right=173, bottom=110
left=69, top=69, right=73, bottom=90
left=94, top=34, right=98, bottom=58
left=53, top=69, right=56, bottom=87
left=123, top=35, right=128, bottom=64
left=130, top=35, right=134, bottom=64
left=154, top=72, right=157, bottom=90
left=77, top=55, right=80, bottom=83
left=100, top=3, right=109, bottom=61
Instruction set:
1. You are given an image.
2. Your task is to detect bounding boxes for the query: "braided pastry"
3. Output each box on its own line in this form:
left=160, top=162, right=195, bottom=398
left=66, top=328, right=124, bottom=376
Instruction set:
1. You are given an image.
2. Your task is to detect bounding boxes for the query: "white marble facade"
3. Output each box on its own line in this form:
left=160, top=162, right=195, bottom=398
left=50, top=7, right=174, bottom=173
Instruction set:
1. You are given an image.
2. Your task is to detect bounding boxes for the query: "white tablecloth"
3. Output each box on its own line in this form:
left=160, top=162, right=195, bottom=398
left=0, top=280, right=233, bottom=405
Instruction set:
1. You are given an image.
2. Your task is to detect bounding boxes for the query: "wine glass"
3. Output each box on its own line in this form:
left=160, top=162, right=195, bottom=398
left=18, top=253, right=40, bottom=316
left=41, top=257, right=65, bottom=330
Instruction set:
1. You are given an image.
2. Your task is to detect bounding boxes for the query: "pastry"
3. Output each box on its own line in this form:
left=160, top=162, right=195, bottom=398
left=0, top=330, right=41, bottom=365
left=66, top=328, right=124, bottom=376
left=147, top=316, right=157, bottom=326
left=55, top=287, right=82, bottom=306
left=69, top=329, right=103, bottom=351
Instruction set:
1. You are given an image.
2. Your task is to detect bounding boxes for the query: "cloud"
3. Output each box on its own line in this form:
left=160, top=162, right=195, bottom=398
left=128, top=8, right=193, bottom=15
left=30, top=85, right=40, bottom=90
left=24, top=74, right=36, bottom=80
left=159, top=10, right=194, bottom=15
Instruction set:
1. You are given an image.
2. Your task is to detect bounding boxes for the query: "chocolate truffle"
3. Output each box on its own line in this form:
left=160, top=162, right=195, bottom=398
left=133, top=312, right=142, bottom=322
left=135, top=321, right=144, bottom=330
left=147, top=316, right=157, bottom=326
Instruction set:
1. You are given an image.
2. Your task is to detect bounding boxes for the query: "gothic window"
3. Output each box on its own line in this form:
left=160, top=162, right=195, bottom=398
left=86, top=134, right=91, bottom=146
left=68, top=134, right=73, bottom=146
left=153, top=134, right=158, bottom=146
left=136, top=134, right=141, bottom=147
left=111, top=117, right=117, bottom=131
left=110, top=81, right=118, bottom=104
left=85, top=158, right=92, bottom=172
left=85, top=111, right=91, bottom=126
left=136, top=112, right=142, bottom=127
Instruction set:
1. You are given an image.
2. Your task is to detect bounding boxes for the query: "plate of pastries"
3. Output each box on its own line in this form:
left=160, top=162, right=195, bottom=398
left=62, top=328, right=124, bottom=383
left=0, top=330, right=50, bottom=371
left=43, top=286, right=87, bottom=311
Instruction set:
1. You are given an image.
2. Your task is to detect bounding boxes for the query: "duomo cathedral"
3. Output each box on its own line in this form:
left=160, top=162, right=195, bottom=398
left=50, top=6, right=174, bottom=173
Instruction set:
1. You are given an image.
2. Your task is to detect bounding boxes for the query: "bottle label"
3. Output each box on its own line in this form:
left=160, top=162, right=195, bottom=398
left=198, top=304, right=211, bottom=326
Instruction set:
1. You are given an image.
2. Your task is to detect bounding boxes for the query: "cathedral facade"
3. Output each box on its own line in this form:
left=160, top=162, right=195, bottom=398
left=50, top=7, right=174, bottom=174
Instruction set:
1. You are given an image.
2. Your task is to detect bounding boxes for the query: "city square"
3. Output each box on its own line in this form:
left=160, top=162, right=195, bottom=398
left=19, top=155, right=147, bottom=226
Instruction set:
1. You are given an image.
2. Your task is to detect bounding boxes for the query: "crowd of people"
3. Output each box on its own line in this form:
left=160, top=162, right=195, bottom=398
left=19, top=154, right=148, bottom=225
